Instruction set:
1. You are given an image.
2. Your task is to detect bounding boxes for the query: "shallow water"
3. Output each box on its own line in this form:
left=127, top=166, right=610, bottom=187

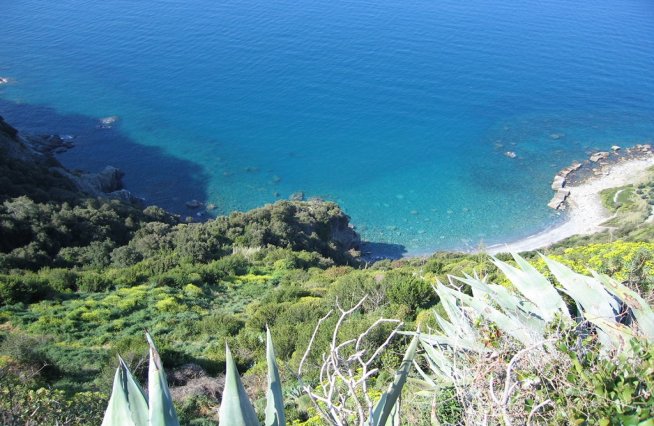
left=1, top=0, right=653, bottom=254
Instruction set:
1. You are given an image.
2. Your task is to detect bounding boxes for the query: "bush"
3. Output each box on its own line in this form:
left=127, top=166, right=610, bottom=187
left=384, top=271, right=436, bottom=316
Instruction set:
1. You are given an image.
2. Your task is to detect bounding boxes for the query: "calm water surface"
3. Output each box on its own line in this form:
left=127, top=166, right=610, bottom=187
left=1, top=0, right=654, bottom=254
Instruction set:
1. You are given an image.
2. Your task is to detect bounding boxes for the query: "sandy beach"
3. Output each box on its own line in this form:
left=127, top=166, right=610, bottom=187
left=488, top=154, right=654, bottom=254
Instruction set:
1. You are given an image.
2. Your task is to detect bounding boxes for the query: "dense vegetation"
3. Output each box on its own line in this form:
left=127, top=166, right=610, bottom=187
left=1, top=122, right=653, bottom=424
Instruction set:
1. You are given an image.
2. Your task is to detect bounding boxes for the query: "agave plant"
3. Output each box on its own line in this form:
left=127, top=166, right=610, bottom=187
left=103, top=328, right=287, bottom=425
left=412, top=253, right=654, bottom=424
left=102, top=331, right=180, bottom=426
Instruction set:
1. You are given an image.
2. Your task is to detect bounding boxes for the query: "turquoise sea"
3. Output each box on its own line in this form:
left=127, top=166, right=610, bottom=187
left=1, top=0, right=654, bottom=255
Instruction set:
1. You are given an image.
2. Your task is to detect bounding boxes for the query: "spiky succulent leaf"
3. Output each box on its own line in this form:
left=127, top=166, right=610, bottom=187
left=419, top=338, right=455, bottom=383
left=446, top=287, right=538, bottom=346
left=542, top=256, right=619, bottom=321
left=416, top=332, right=485, bottom=353
left=594, top=272, right=654, bottom=340
left=146, top=332, right=180, bottom=426
left=454, top=275, right=546, bottom=334
left=435, top=282, right=476, bottom=340
left=369, top=335, right=419, bottom=425
left=492, top=254, right=569, bottom=321
left=101, top=358, right=149, bottom=426
left=264, top=327, right=286, bottom=426
left=219, top=344, right=259, bottom=426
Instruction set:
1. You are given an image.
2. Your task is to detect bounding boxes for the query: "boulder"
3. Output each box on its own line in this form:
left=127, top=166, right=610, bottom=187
left=590, top=152, right=609, bottom=162
left=551, top=175, right=566, bottom=190
left=548, top=189, right=570, bottom=210
left=185, top=199, right=203, bottom=209
left=98, top=115, right=119, bottom=128
left=94, top=166, right=124, bottom=192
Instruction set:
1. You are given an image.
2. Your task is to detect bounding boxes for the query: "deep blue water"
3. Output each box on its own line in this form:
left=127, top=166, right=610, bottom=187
left=1, top=0, right=654, bottom=254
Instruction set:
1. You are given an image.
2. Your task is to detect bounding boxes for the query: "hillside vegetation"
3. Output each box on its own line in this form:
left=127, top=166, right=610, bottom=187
left=1, top=120, right=653, bottom=425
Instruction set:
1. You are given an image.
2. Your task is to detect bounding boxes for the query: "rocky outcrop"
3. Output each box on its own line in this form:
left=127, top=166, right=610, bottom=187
left=0, top=116, right=18, bottom=139
left=51, top=165, right=134, bottom=198
left=0, top=116, right=142, bottom=204
left=590, top=152, right=610, bottom=162
left=548, top=189, right=570, bottom=210
left=549, top=162, right=582, bottom=194
left=551, top=175, right=566, bottom=191
left=329, top=217, right=361, bottom=251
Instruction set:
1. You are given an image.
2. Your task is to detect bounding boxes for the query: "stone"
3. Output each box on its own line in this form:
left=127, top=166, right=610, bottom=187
left=590, top=151, right=609, bottom=162
left=611, top=145, right=621, bottom=151
left=551, top=175, right=566, bottom=190
left=547, top=189, right=570, bottom=210
left=549, top=132, right=565, bottom=140
left=98, top=115, right=119, bottom=128
left=185, top=199, right=203, bottom=209
left=504, top=151, right=517, bottom=159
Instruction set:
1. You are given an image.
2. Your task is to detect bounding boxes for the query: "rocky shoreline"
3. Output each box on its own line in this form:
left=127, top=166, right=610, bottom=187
left=489, top=147, right=654, bottom=254
left=547, top=144, right=653, bottom=210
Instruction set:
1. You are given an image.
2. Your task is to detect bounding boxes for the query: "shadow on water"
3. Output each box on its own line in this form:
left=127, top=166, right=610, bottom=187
left=0, top=98, right=208, bottom=215
left=361, top=241, right=407, bottom=261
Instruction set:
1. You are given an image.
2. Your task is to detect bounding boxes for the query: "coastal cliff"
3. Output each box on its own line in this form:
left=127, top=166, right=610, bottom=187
left=0, top=115, right=137, bottom=202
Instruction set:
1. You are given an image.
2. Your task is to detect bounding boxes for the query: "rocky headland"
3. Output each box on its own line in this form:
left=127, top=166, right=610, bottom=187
left=0, top=115, right=141, bottom=203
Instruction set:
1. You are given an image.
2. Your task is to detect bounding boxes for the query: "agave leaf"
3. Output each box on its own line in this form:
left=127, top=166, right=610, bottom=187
left=419, top=339, right=454, bottom=383
left=435, top=282, right=475, bottom=339
left=412, top=359, right=438, bottom=388
left=593, top=272, right=654, bottom=340
left=492, top=254, right=569, bottom=321
left=542, top=256, right=619, bottom=321
left=264, top=327, right=286, bottom=426
left=101, top=358, right=149, bottom=426
left=146, top=332, right=180, bottom=426
left=450, top=289, right=538, bottom=346
left=454, top=275, right=545, bottom=333
left=385, top=398, right=400, bottom=426
left=586, top=317, right=636, bottom=353
left=416, top=332, right=485, bottom=353
left=369, top=335, right=419, bottom=425
left=219, top=344, right=259, bottom=426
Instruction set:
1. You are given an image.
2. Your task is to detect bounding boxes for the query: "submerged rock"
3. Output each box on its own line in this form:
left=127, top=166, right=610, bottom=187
left=549, top=132, right=565, bottom=140
left=185, top=199, right=203, bottom=209
left=98, top=115, right=119, bottom=128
